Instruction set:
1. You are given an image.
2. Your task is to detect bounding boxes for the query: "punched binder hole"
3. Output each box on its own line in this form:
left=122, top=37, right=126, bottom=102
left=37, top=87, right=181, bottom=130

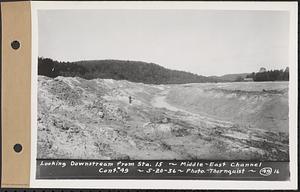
left=13, top=143, right=22, bottom=153
left=11, top=40, right=20, bottom=50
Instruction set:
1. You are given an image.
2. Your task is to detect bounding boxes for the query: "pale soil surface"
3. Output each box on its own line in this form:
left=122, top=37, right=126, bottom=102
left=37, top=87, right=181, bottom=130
left=37, top=76, right=289, bottom=160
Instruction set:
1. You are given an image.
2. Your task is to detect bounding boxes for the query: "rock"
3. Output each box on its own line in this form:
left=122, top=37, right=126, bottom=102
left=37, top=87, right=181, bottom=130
left=98, top=111, right=104, bottom=118
left=61, top=125, right=69, bottom=130
left=161, top=117, right=170, bottom=124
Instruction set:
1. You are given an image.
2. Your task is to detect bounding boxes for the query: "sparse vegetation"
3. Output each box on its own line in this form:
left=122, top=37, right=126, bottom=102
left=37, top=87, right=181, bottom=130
left=38, top=75, right=289, bottom=160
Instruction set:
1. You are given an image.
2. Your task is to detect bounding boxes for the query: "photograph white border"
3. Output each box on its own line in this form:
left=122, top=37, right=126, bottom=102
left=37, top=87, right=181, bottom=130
left=30, top=1, right=298, bottom=189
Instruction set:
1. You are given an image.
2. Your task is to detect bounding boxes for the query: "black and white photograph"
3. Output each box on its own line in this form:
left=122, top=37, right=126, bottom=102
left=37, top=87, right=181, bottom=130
left=31, top=1, right=297, bottom=188
left=37, top=8, right=290, bottom=160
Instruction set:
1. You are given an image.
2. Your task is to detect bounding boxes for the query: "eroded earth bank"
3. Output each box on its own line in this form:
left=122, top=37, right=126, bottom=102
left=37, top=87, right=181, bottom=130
left=37, top=76, right=289, bottom=161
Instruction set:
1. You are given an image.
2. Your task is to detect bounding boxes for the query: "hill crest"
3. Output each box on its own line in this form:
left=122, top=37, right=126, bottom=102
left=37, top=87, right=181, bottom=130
left=38, top=57, right=218, bottom=84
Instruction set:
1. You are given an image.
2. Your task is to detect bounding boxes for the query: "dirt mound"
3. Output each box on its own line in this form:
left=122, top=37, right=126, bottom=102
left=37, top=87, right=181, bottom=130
left=37, top=76, right=289, bottom=160
left=166, top=82, right=288, bottom=133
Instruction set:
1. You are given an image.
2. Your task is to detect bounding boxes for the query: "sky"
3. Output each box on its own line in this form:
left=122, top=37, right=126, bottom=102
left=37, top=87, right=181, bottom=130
left=38, top=10, right=289, bottom=76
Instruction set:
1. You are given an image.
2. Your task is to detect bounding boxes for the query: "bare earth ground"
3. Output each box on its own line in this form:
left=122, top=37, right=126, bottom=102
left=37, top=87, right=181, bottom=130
left=37, top=76, right=289, bottom=161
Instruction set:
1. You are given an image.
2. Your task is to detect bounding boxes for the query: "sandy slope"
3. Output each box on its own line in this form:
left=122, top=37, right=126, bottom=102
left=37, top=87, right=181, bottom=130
left=152, top=90, right=184, bottom=112
left=165, top=82, right=289, bottom=133
left=37, top=76, right=289, bottom=160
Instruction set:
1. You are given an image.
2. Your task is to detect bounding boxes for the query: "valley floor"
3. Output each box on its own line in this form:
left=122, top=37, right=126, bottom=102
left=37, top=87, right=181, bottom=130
left=37, top=76, right=289, bottom=161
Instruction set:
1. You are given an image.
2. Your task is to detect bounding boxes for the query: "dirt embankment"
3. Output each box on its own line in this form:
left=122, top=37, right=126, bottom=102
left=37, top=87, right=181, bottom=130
left=165, top=82, right=289, bottom=133
left=38, top=76, right=289, bottom=161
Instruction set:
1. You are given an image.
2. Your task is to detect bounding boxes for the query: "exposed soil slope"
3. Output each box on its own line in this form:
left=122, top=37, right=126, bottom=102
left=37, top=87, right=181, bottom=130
left=165, top=82, right=289, bottom=133
left=37, top=76, right=289, bottom=160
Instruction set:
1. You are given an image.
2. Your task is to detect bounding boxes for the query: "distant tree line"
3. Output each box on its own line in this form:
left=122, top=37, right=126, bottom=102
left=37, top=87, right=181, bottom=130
left=246, top=68, right=289, bottom=81
left=38, top=57, right=217, bottom=84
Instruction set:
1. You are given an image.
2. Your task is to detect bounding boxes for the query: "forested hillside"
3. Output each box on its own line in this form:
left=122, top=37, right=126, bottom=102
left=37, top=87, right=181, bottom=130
left=246, top=68, right=289, bottom=81
left=209, top=73, right=250, bottom=82
left=38, top=57, right=217, bottom=84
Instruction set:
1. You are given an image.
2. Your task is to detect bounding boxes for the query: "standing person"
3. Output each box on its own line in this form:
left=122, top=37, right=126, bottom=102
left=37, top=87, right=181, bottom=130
left=129, top=96, right=132, bottom=104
